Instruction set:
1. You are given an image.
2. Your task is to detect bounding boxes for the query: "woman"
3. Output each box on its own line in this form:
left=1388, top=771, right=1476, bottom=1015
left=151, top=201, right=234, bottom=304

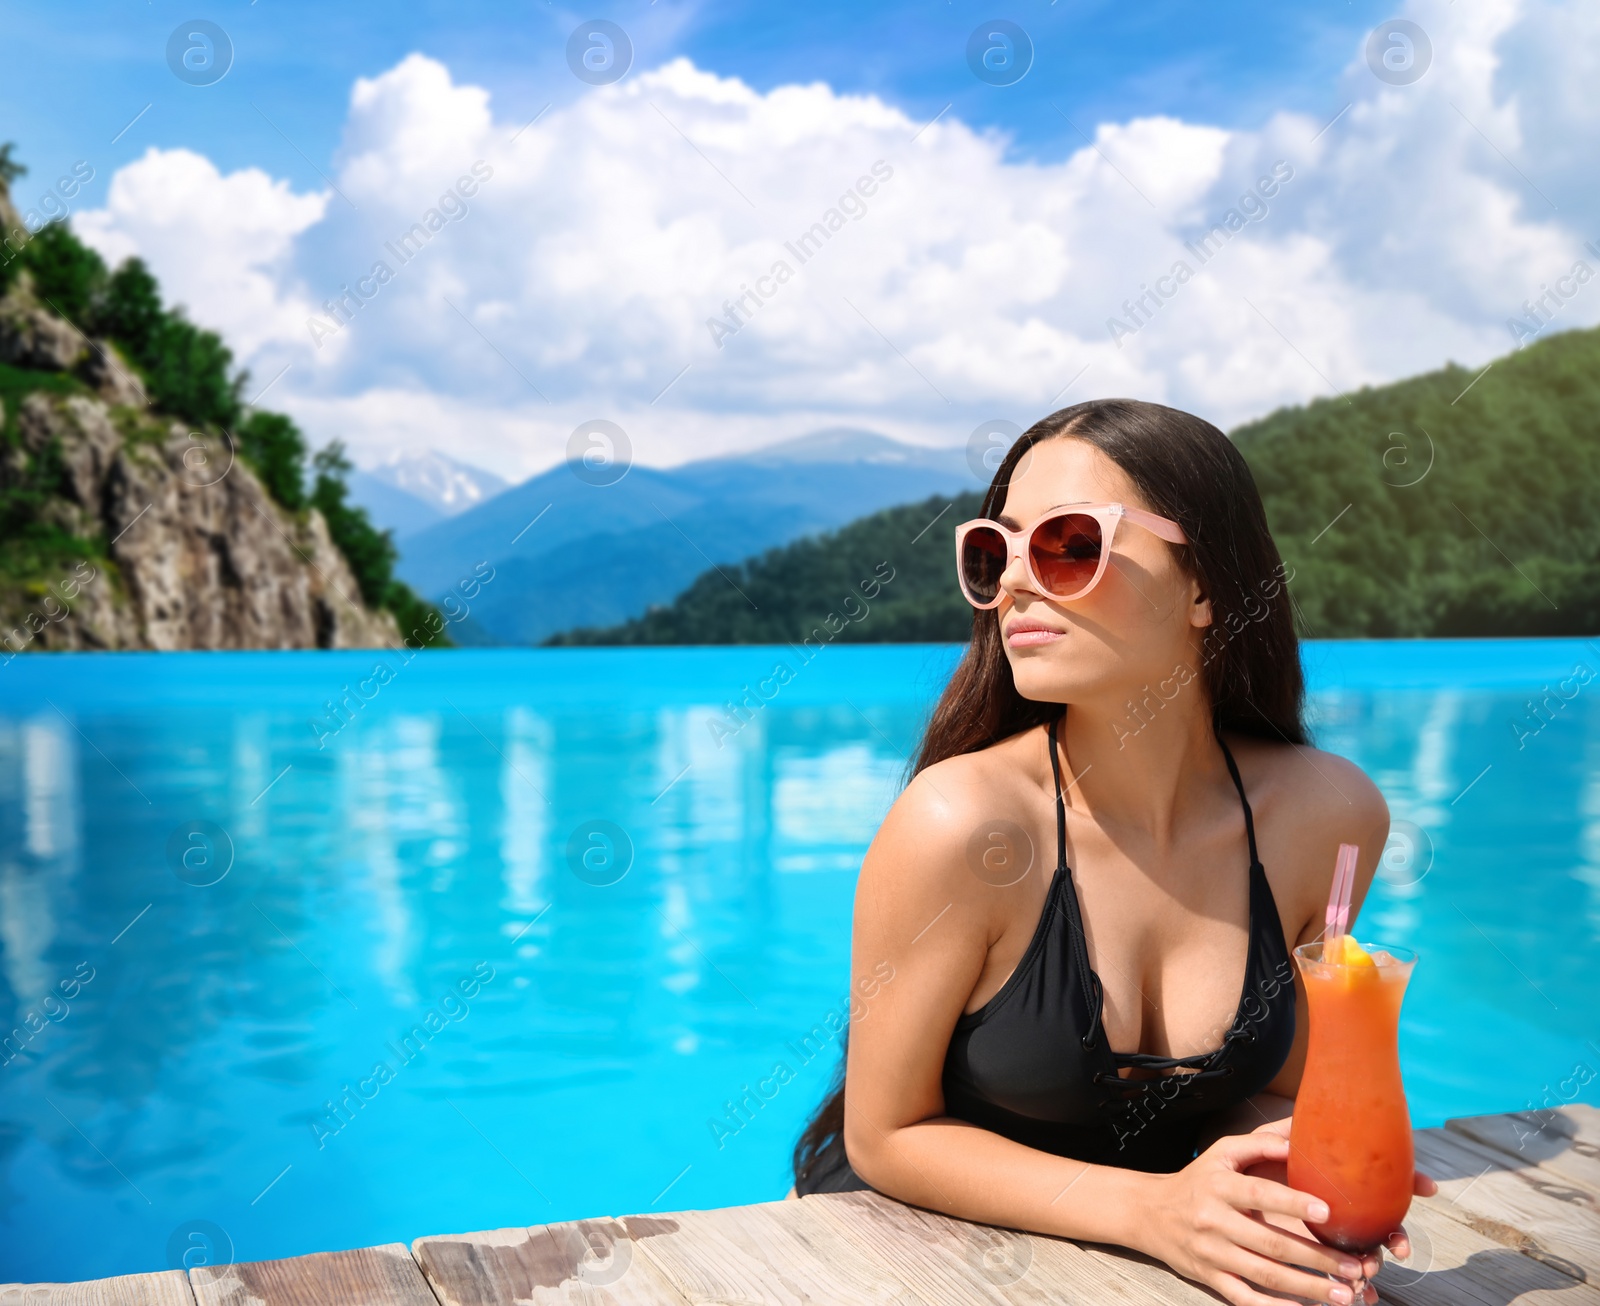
left=791, top=399, right=1434, bottom=1306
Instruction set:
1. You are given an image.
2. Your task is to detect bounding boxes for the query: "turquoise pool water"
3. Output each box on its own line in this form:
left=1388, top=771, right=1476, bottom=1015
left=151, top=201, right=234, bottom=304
left=1, top=640, right=1597, bottom=1280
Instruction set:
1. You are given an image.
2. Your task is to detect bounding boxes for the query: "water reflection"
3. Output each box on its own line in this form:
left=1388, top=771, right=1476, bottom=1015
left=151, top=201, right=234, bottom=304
left=1, top=719, right=79, bottom=1008
left=773, top=742, right=903, bottom=873
left=0, top=647, right=1595, bottom=1281
left=1575, top=713, right=1600, bottom=942
left=498, top=707, right=551, bottom=918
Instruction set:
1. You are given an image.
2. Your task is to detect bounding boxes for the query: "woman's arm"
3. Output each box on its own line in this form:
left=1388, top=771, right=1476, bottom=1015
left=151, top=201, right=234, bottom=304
left=841, top=767, right=1376, bottom=1306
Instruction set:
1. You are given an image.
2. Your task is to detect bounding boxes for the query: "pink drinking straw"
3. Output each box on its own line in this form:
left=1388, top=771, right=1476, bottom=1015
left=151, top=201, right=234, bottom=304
left=1324, top=842, right=1359, bottom=953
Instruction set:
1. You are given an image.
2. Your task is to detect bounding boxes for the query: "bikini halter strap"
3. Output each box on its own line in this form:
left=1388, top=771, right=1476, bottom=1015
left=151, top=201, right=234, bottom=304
left=1046, top=710, right=1259, bottom=868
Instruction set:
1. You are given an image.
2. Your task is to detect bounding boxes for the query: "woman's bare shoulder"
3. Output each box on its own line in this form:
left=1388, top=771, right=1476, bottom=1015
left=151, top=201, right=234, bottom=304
left=897, top=727, right=1045, bottom=829
left=1223, top=731, right=1387, bottom=830
left=858, top=730, right=1044, bottom=929
left=1221, top=732, right=1390, bottom=924
left=882, top=737, right=1028, bottom=855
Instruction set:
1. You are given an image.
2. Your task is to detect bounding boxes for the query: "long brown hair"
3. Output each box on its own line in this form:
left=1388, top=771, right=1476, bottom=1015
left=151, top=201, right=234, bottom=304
left=791, top=397, right=1307, bottom=1189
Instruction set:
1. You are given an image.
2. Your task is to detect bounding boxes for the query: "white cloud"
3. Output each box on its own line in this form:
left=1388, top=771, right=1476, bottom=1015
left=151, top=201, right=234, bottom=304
left=70, top=0, right=1600, bottom=480
left=74, top=147, right=328, bottom=360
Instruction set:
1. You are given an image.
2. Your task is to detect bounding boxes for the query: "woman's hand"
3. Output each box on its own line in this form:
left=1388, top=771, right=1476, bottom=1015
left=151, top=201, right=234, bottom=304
left=1140, top=1126, right=1379, bottom=1306
left=1237, top=1116, right=1439, bottom=1301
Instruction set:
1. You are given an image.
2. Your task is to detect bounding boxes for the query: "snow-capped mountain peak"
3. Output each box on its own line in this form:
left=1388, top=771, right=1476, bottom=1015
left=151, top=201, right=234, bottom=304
left=365, top=452, right=508, bottom=516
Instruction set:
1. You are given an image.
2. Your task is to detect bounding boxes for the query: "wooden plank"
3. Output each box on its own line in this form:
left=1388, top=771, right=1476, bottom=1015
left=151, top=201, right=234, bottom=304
left=414, top=1219, right=691, bottom=1306
left=189, top=1242, right=435, bottom=1306
left=621, top=1200, right=929, bottom=1305
left=1447, top=1105, right=1600, bottom=1198
left=19, top=1110, right=1600, bottom=1306
left=804, top=1189, right=1216, bottom=1306
left=799, top=1190, right=1043, bottom=1306
left=1373, top=1187, right=1600, bottom=1306
left=1067, top=1241, right=1237, bottom=1306
left=1411, top=1126, right=1600, bottom=1281
left=0, top=1270, right=194, bottom=1305
left=413, top=1225, right=581, bottom=1306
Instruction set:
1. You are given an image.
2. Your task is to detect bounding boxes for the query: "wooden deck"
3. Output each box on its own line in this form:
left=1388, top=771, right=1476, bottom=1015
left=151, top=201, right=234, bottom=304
left=10, top=1105, right=1598, bottom=1304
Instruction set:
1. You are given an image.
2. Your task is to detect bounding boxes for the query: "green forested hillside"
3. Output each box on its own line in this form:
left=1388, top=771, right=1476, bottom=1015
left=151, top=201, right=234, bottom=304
left=1238, top=325, right=1599, bottom=636
left=547, top=492, right=983, bottom=645
left=557, top=325, right=1600, bottom=643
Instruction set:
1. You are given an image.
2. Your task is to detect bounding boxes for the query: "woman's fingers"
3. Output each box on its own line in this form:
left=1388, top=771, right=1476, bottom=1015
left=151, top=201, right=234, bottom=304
left=1229, top=1210, right=1366, bottom=1282
left=1211, top=1268, right=1332, bottom=1306
left=1241, top=1157, right=1289, bottom=1186
left=1413, top=1168, right=1438, bottom=1196
left=1230, top=1172, right=1333, bottom=1226
left=1214, top=1245, right=1362, bottom=1305
left=1213, top=1129, right=1293, bottom=1171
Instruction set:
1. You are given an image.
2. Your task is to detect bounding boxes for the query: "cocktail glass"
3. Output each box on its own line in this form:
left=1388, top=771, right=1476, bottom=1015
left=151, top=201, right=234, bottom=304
left=1288, top=940, right=1418, bottom=1254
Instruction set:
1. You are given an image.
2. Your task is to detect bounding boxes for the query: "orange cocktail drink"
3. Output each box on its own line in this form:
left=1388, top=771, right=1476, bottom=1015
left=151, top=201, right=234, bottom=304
left=1288, top=938, right=1417, bottom=1252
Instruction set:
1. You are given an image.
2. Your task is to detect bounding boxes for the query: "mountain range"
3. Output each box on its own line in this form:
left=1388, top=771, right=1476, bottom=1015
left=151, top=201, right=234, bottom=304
left=388, top=428, right=979, bottom=645
left=348, top=451, right=509, bottom=538
left=561, top=324, right=1600, bottom=643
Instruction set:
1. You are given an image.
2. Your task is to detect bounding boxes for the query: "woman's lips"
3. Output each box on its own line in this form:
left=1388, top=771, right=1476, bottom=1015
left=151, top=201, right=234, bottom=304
left=1006, top=621, right=1065, bottom=648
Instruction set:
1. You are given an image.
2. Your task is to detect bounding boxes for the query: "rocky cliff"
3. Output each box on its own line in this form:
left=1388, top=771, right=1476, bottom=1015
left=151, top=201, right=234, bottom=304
left=0, top=186, right=401, bottom=653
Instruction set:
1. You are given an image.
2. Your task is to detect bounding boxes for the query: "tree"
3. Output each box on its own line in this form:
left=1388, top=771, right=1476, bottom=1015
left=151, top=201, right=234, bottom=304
left=309, top=442, right=449, bottom=647
left=141, top=310, right=242, bottom=430
left=310, top=442, right=398, bottom=609
left=0, top=143, right=24, bottom=186
left=18, top=220, right=108, bottom=323
left=98, top=259, right=166, bottom=362
left=236, top=410, right=308, bottom=511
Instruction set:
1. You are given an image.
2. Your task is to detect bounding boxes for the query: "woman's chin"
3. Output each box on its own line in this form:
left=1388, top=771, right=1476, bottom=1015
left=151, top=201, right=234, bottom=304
left=1008, top=661, right=1079, bottom=703
left=1008, top=652, right=1135, bottom=708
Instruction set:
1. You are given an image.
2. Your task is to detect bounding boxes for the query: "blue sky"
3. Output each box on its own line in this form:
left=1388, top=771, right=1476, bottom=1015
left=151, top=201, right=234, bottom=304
left=5, top=0, right=1396, bottom=221
left=2, top=0, right=1592, bottom=479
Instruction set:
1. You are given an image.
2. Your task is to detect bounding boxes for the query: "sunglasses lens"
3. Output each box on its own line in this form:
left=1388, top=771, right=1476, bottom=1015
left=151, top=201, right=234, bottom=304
left=1030, top=513, right=1103, bottom=597
left=959, top=525, right=1008, bottom=604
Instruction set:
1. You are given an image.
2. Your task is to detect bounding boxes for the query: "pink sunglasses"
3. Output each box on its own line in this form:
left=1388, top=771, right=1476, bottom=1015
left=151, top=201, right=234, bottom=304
left=954, top=502, right=1189, bottom=609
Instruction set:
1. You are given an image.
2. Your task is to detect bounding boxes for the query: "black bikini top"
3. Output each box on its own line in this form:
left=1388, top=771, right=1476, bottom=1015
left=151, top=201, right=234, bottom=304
left=940, top=711, right=1298, bottom=1172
